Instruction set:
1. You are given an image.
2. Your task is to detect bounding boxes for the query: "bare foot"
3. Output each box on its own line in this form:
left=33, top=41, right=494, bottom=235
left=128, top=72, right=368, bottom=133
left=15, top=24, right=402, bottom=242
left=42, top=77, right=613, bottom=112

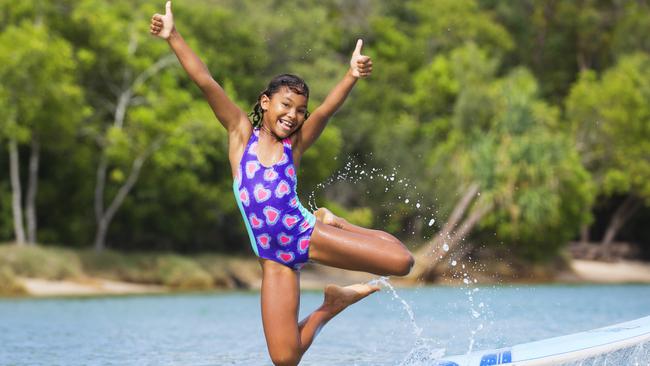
left=314, top=208, right=344, bottom=229
left=322, top=283, right=380, bottom=318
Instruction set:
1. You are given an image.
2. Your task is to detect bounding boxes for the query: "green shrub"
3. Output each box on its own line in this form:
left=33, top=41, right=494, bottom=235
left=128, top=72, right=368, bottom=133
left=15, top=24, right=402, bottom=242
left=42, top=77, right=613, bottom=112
left=155, top=255, right=213, bottom=289
left=0, top=267, right=27, bottom=296
left=194, top=254, right=236, bottom=288
left=79, top=250, right=161, bottom=283
left=0, top=244, right=83, bottom=280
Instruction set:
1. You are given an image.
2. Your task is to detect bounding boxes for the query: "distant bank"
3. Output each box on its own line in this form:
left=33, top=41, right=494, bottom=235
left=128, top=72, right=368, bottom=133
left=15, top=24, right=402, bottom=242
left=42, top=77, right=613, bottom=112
left=1, top=244, right=650, bottom=298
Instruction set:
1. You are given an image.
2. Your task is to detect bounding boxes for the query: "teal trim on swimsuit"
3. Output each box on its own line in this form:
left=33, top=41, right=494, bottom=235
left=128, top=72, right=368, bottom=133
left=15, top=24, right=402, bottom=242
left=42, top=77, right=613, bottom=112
left=232, top=179, right=259, bottom=257
left=297, top=200, right=317, bottom=228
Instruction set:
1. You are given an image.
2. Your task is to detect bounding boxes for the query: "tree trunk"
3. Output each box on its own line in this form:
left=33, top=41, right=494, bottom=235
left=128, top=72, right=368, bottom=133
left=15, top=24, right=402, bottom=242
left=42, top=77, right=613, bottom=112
left=91, top=52, right=175, bottom=251
left=26, top=137, right=40, bottom=244
left=415, top=183, right=479, bottom=259
left=8, top=139, right=26, bottom=245
left=601, top=195, right=641, bottom=247
left=94, top=154, right=148, bottom=251
left=580, top=224, right=590, bottom=244
left=409, top=183, right=491, bottom=282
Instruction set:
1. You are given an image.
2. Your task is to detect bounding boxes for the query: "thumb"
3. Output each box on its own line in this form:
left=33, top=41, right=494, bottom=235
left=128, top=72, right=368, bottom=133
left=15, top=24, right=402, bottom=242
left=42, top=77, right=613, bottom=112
left=353, top=39, right=363, bottom=56
left=165, top=1, right=172, bottom=15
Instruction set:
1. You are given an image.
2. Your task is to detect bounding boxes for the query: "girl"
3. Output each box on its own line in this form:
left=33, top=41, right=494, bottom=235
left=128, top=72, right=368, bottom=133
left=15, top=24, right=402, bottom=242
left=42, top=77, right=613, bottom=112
left=150, top=2, right=413, bottom=365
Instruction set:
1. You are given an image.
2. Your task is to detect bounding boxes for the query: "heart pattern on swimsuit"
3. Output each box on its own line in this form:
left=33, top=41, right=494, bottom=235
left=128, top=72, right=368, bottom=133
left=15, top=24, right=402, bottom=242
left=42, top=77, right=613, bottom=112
left=282, top=214, right=299, bottom=229
left=239, top=188, right=250, bottom=207
left=248, top=141, right=258, bottom=155
left=263, top=206, right=280, bottom=225
left=300, top=220, right=311, bottom=231
left=289, top=197, right=298, bottom=208
left=297, top=237, right=310, bottom=254
left=249, top=213, right=263, bottom=229
left=254, top=184, right=272, bottom=203
left=275, top=180, right=291, bottom=198
left=257, top=233, right=271, bottom=249
left=276, top=250, right=294, bottom=263
left=263, top=168, right=278, bottom=182
left=277, top=153, right=289, bottom=166
left=285, top=165, right=296, bottom=181
left=246, top=161, right=260, bottom=179
left=277, top=232, right=292, bottom=246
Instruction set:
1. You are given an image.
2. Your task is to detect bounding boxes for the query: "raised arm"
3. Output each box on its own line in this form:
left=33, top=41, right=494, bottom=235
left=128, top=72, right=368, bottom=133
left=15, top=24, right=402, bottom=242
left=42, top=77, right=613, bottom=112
left=297, top=39, right=373, bottom=153
left=150, top=1, right=247, bottom=132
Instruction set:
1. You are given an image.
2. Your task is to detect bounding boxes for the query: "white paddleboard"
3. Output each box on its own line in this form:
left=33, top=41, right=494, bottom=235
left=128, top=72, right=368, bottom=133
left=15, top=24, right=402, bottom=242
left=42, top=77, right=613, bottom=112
left=436, top=315, right=650, bottom=365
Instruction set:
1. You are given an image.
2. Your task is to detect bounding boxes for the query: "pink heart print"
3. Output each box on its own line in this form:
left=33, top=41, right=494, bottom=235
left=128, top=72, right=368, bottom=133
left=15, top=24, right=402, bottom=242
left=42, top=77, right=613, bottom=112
left=300, top=220, right=311, bottom=231
left=246, top=161, right=260, bottom=179
left=298, top=237, right=310, bottom=254
left=254, top=184, right=272, bottom=203
left=257, top=233, right=271, bottom=249
left=275, top=180, right=291, bottom=198
left=239, top=188, right=250, bottom=207
left=277, top=232, right=293, bottom=246
left=282, top=215, right=299, bottom=229
left=263, top=206, right=280, bottom=225
left=264, top=168, right=278, bottom=182
left=277, top=153, right=289, bottom=165
left=249, top=213, right=264, bottom=229
left=289, top=197, right=298, bottom=208
left=248, top=141, right=258, bottom=155
left=276, top=250, right=295, bottom=263
left=285, top=165, right=296, bottom=180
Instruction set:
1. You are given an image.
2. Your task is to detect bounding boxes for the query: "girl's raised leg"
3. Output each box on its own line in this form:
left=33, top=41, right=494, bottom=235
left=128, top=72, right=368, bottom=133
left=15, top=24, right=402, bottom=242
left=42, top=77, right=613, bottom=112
left=310, top=208, right=414, bottom=276
left=260, top=260, right=379, bottom=366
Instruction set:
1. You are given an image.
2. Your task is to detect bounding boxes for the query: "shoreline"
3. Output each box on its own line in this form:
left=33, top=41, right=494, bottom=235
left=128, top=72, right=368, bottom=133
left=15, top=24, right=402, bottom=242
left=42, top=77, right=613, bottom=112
left=7, top=259, right=650, bottom=298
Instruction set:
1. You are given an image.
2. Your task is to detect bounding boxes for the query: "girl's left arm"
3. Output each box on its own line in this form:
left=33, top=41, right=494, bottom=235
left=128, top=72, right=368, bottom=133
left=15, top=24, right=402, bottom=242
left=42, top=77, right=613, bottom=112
left=297, top=39, right=372, bottom=153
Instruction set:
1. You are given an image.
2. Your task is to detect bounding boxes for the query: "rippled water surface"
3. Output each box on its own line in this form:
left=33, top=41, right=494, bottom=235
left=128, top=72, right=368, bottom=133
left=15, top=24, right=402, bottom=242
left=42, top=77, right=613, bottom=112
left=1, top=284, right=650, bottom=365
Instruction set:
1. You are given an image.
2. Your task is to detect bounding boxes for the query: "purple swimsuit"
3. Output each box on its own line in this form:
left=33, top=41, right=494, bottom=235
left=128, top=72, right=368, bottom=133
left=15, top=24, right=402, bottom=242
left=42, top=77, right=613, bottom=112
left=233, top=128, right=316, bottom=270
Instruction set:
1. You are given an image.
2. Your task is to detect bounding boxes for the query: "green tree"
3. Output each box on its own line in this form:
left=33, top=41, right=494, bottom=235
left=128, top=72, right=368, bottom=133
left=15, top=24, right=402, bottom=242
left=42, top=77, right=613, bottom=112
left=566, top=53, right=650, bottom=249
left=0, top=22, right=85, bottom=245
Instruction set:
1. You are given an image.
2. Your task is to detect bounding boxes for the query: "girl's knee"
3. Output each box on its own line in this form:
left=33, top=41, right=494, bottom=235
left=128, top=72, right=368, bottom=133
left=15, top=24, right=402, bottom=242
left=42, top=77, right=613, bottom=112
left=270, top=350, right=300, bottom=366
left=393, top=251, right=414, bottom=277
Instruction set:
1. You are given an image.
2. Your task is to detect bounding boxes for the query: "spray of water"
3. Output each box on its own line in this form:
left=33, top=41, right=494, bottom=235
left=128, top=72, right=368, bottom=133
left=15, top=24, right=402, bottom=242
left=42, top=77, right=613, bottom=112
left=367, top=276, right=445, bottom=365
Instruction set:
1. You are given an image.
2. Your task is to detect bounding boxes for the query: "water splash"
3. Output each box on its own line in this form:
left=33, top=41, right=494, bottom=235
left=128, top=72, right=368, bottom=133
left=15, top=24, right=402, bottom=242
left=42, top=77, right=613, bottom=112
left=367, top=277, right=422, bottom=337
left=367, top=277, right=447, bottom=365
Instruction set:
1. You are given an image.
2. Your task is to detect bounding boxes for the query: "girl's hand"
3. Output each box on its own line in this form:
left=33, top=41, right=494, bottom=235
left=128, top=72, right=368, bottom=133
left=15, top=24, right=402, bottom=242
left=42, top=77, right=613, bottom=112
left=349, top=39, right=372, bottom=78
left=150, top=1, right=174, bottom=39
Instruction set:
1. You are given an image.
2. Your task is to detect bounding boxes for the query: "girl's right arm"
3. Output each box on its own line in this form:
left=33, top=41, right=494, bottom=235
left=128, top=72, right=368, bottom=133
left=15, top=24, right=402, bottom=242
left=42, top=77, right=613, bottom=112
left=150, top=1, right=248, bottom=133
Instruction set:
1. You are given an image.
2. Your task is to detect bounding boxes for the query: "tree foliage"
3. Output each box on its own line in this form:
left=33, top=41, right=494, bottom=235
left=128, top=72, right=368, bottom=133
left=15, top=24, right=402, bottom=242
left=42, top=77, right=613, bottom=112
left=0, top=0, right=647, bottom=260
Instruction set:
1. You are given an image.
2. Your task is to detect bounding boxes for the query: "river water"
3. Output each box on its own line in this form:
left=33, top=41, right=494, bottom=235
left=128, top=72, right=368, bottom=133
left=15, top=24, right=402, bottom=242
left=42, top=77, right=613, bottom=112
left=1, top=284, right=649, bottom=365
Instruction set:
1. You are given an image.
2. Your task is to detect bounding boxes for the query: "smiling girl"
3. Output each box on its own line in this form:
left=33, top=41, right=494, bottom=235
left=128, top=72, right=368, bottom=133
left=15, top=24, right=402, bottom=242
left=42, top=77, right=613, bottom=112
left=151, top=2, right=413, bottom=365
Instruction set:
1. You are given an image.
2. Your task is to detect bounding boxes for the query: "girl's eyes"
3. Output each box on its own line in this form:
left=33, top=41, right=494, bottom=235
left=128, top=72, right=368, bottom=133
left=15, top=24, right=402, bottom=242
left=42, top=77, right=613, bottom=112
left=281, top=102, right=289, bottom=107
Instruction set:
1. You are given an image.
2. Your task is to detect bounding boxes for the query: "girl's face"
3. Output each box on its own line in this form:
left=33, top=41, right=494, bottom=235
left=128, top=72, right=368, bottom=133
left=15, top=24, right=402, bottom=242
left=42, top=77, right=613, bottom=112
left=260, top=87, right=308, bottom=139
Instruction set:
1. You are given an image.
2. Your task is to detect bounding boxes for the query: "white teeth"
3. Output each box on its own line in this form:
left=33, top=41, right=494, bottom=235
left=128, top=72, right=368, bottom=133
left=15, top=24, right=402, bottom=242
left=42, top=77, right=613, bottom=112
left=279, top=119, right=293, bottom=130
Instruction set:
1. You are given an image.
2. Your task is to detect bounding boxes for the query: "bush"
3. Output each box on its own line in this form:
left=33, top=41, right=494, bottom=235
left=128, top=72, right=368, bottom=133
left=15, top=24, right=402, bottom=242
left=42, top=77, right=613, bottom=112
left=0, top=244, right=83, bottom=280
left=155, top=255, right=213, bottom=289
left=0, top=267, right=27, bottom=296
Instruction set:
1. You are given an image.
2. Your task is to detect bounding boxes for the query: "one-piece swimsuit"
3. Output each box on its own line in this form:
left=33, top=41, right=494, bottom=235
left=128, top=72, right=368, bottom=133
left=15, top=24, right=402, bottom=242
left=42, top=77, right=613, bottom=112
left=233, top=128, right=316, bottom=270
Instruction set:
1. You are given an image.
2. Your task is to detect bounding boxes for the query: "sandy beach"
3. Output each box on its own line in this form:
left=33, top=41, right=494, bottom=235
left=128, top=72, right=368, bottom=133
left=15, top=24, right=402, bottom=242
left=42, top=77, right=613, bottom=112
left=10, top=259, right=650, bottom=297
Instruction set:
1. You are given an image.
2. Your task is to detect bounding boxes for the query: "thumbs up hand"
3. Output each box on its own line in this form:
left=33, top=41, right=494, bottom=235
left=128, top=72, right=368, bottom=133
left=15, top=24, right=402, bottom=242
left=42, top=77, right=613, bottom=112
left=350, top=39, right=373, bottom=78
left=150, top=1, right=174, bottom=39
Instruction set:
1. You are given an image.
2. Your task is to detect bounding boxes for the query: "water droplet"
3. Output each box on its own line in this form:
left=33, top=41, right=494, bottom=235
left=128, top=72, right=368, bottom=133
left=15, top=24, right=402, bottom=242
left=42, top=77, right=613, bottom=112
left=451, top=260, right=457, bottom=266
left=404, top=199, right=409, bottom=204
left=428, top=219, right=435, bottom=226
left=442, top=243, right=449, bottom=252
left=416, top=203, right=421, bottom=208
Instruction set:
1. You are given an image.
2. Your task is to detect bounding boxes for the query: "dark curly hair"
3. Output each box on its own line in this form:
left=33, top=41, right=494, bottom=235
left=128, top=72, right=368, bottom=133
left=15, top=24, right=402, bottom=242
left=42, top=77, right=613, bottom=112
left=249, top=74, right=310, bottom=127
